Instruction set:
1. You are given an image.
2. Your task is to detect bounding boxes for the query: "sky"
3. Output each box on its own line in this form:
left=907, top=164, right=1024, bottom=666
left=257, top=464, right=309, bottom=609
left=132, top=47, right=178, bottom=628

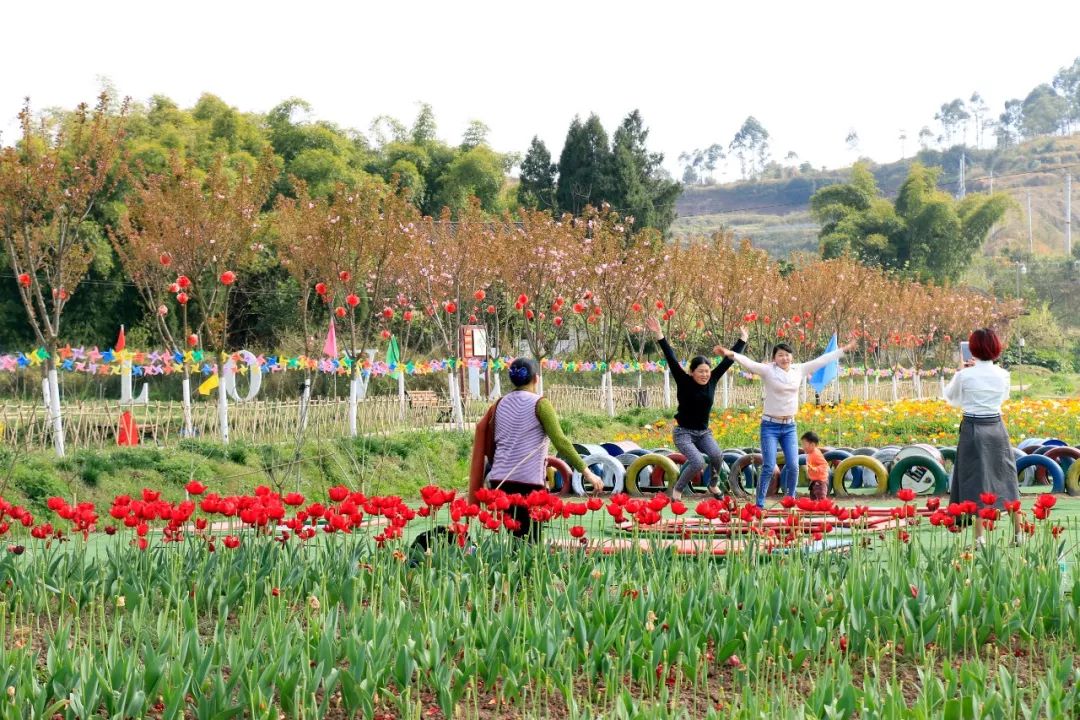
left=2, top=0, right=1079, bottom=181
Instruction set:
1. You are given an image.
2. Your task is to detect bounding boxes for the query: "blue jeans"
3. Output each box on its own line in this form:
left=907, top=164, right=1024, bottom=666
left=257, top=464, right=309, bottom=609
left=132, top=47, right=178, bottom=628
left=757, top=420, right=798, bottom=508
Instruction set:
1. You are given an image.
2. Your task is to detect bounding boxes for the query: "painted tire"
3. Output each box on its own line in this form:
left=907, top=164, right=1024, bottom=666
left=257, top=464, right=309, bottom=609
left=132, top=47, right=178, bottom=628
left=650, top=452, right=687, bottom=489
left=832, top=455, right=888, bottom=497
left=1045, top=446, right=1080, bottom=476
left=850, top=447, right=878, bottom=489
left=577, top=453, right=626, bottom=495
left=729, top=453, right=779, bottom=500
left=937, top=447, right=957, bottom=464
left=1015, top=454, right=1065, bottom=494
left=1066, top=459, right=1080, bottom=496
left=625, top=454, right=680, bottom=496
left=887, top=455, right=949, bottom=495
left=872, top=446, right=901, bottom=470
left=545, top=457, right=574, bottom=496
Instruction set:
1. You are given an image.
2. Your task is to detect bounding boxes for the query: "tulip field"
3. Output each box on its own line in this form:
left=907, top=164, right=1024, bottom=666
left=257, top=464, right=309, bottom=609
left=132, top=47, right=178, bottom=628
left=2, top=471, right=1079, bottom=719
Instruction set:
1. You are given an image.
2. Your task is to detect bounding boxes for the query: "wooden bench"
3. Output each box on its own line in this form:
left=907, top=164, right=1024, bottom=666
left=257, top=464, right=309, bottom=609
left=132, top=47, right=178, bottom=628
left=407, top=390, right=452, bottom=422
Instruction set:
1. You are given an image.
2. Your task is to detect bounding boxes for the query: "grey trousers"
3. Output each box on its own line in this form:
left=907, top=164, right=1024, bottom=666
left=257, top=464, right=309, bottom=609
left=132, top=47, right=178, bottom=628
left=673, top=426, right=724, bottom=492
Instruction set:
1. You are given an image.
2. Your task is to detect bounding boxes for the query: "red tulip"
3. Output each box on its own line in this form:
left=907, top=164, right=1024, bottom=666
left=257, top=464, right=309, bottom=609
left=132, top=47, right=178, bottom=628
left=346, top=294, right=360, bottom=307
left=670, top=501, right=687, bottom=516
left=569, top=525, right=586, bottom=539
left=979, top=492, right=998, bottom=506
left=219, top=271, right=236, bottom=286
left=185, top=480, right=207, bottom=495
left=334, top=306, right=346, bottom=318
left=1036, top=494, right=1057, bottom=509
left=328, top=486, right=349, bottom=502
left=223, top=535, right=240, bottom=549
left=474, top=289, right=486, bottom=301
left=909, top=584, right=919, bottom=599
left=896, top=488, right=916, bottom=502
left=404, top=310, right=414, bottom=322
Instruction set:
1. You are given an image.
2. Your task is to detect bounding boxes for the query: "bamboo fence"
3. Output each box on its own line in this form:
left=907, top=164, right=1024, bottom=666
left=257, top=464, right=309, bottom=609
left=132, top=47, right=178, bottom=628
left=0, top=376, right=941, bottom=452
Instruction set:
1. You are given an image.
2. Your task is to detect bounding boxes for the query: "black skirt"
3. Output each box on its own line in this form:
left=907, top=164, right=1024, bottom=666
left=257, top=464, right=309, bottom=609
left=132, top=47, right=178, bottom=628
left=949, top=415, right=1020, bottom=510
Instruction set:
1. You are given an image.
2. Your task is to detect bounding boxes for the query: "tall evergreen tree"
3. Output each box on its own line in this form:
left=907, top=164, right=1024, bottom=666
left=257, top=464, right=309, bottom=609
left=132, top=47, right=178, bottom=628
left=555, top=114, right=611, bottom=215
left=606, top=111, right=681, bottom=232
left=517, top=136, right=557, bottom=210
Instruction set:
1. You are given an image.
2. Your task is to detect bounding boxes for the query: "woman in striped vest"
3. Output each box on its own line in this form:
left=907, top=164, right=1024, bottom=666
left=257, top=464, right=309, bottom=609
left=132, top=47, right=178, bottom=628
left=469, top=358, right=602, bottom=540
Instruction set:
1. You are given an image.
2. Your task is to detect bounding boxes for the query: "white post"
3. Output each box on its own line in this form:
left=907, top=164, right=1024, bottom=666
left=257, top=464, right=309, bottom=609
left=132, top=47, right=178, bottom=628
left=604, top=370, right=615, bottom=417
left=47, top=364, right=65, bottom=457
left=891, top=372, right=899, bottom=403
left=1066, top=173, right=1072, bottom=257
left=299, top=377, right=312, bottom=432
left=216, top=374, right=230, bottom=445
left=536, top=371, right=544, bottom=396
left=663, top=368, right=671, bottom=408
left=348, top=375, right=360, bottom=436
left=863, top=374, right=869, bottom=401
left=448, top=370, right=465, bottom=428
left=397, top=371, right=406, bottom=420
left=181, top=375, right=194, bottom=437
left=914, top=372, right=922, bottom=399
left=722, top=372, right=730, bottom=409
left=939, top=373, right=946, bottom=398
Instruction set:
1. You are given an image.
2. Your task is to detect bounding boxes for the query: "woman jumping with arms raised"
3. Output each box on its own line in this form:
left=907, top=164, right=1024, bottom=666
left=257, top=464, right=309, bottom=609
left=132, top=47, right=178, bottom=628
left=646, top=317, right=746, bottom=501
left=719, top=332, right=856, bottom=508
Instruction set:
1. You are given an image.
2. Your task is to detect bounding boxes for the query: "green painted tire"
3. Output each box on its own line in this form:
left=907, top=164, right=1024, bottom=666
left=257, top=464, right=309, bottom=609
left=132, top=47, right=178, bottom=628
left=831, top=455, right=888, bottom=497
left=888, top=455, right=950, bottom=495
left=624, top=454, right=680, bottom=497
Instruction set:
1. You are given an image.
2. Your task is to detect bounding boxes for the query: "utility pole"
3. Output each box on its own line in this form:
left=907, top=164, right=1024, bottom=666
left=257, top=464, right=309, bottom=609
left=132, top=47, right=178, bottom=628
left=988, top=167, right=993, bottom=193
left=1066, top=173, right=1072, bottom=257
left=1027, top=192, right=1033, bottom=254
left=957, top=152, right=966, bottom=199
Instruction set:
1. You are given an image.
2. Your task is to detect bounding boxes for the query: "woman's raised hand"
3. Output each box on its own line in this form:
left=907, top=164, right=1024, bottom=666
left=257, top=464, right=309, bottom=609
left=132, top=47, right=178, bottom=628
left=716, top=345, right=735, bottom=359
left=841, top=338, right=858, bottom=353
left=739, top=326, right=749, bottom=342
left=644, top=316, right=663, bottom=338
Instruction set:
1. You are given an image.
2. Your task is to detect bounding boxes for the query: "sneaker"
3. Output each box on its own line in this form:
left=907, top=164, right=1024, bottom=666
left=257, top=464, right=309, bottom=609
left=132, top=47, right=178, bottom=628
left=707, top=484, right=725, bottom=498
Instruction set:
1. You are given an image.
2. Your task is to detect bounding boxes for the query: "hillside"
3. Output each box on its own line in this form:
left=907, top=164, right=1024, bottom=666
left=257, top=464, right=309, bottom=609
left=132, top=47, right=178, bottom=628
left=672, top=134, right=1080, bottom=260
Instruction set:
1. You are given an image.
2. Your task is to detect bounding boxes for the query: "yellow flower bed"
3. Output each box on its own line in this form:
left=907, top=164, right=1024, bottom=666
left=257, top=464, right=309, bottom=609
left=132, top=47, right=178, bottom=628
left=618, top=398, right=1080, bottom=449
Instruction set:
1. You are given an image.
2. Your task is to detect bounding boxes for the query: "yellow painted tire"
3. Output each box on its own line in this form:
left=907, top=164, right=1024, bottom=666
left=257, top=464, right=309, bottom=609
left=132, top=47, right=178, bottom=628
left=1066, top=459, right=1080, bottom=497
left=832, top=455, right=888, bottom=498
left=625, top=454, right=681, bottom=496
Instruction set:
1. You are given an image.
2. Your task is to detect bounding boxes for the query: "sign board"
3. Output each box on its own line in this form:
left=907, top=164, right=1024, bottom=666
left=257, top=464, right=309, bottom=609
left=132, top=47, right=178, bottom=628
left=461, top=325, right=487, bottom=359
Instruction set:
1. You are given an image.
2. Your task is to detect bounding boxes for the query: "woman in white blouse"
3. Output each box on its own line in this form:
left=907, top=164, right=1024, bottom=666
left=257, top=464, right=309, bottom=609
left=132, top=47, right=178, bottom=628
left=720, top=333, right=856, bottom=508
left=943, top=328, right=1021, bottom=544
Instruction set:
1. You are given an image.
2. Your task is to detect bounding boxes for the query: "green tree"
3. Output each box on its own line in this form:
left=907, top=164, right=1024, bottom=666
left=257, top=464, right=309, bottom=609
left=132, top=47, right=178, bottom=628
left=517, top=136, right=557, bottom=210
left=605, top=110, right=681, bottom=232
left=1020, top=84, right=1067, bottom=138
left=1053, top=57, right=1080, bottom=133
left=811, top=162, right=1011, bottom=283
left=434, top=144, right=505, bottom=213
left=934, top=99, right=970, bottom=147
left=996, top=99, right=1023, bottom=147
left=555, top=114, right=611, bottom=215
left=729, top=116, right=769, bottom=179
